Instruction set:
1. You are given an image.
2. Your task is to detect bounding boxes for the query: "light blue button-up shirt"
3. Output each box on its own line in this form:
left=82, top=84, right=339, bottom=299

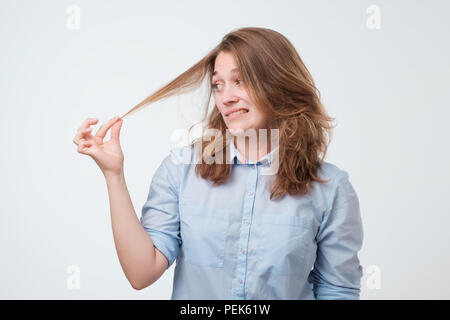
left=140, top=142, right=364, bottom=299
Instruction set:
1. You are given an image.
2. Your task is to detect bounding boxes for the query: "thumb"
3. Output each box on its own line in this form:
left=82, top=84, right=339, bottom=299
left=110, top=119, right=123, bottom=141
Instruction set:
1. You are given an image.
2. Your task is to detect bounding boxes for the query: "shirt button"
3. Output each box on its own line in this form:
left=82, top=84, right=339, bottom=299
left=240, top=249, right=245, bottom=254
left=247, top=191, right=253, bottom=196
left=239, top=279, right=243, bottom=284
left=244, top=221, right=249, bottom=225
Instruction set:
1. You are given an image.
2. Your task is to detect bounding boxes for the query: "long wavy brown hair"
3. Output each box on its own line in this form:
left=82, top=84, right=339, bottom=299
left=121, top=27, right=336, bottom=200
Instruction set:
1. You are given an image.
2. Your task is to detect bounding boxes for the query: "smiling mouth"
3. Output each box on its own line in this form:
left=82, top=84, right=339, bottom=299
left=227, top=109, right=249, bottom=118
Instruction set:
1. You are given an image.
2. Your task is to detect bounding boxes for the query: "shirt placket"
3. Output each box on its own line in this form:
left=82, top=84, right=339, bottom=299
left=232, top=163, right=258, bottom=299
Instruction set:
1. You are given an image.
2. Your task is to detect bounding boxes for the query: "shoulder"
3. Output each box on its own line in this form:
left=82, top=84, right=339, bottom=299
left=158, top=144, right=199, bottom=182
left=319, top=161, right=359, bottom=208
left=317, top=161, right=350, bottom=183
left=164, top=144, right=197, bottom=167
left=310, top=161, right=357, bottom=210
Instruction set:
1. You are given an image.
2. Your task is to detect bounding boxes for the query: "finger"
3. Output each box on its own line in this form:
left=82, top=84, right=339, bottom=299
left=83, top=140, right=92, bottom=147
left=74, top=118, right=98, bottom=144
left=78, top=118, right=99, bottom=131
left=77, top=139, right=92, bottom=154
left=95, top=116, right=121, bottom=140
left=110, top=118, right=123, bottom=141
left=73, top=127, right=93, bottom=145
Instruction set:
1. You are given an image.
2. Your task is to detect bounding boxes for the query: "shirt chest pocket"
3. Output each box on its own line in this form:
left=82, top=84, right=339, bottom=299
left=179, top=204, right=230, bottom=268
left=256, top=214, right=313, bottom=276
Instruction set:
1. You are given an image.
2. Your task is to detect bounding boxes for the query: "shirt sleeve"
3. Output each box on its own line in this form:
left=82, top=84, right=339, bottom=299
left=307, top=170, right=364, bottom=299
left=140, top=148, right=183, bottom=269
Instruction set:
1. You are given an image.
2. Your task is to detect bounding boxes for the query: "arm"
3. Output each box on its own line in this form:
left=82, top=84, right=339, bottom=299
left=307, top=171, right=364, bottom=299
left=139, top=151, right=183, bottom=275
left=105, top=171, right=168, bottom=290
left=73, top=116, right=168, bottom=290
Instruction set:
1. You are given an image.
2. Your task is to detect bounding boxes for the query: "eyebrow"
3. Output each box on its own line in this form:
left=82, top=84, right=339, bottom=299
left=212, top=68, right=240, bottom=78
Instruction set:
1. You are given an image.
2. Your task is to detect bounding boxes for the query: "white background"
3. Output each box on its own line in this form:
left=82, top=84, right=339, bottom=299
left=1, top=0, right=449, bottom=299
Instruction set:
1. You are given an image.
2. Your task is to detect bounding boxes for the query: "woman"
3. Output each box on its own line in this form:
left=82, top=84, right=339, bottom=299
left=73, top=27, right=364, bottom=299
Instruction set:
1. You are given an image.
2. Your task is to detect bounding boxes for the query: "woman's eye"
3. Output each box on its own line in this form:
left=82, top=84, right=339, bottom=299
left=212, top=83, right=222, bottom=90
left=212, top=80, right=242, bottom=91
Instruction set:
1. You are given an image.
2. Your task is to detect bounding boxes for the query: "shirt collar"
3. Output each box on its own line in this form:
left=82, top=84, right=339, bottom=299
left=229, top=141, right=279, bottom=166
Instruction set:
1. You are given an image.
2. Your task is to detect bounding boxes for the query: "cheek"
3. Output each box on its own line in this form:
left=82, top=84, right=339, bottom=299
left=216, top=103, right=225, bottom=115
left=252, top=110, right=269, bottom=126
left=251, top=109, right=263, bottom=120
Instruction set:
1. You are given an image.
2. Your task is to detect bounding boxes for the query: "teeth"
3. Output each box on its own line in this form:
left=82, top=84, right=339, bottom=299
left=229, top=109, right=248, bottom=116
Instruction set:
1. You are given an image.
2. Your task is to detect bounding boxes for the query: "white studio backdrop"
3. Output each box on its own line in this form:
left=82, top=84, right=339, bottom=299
left=0, top=0, right=449, bottom=299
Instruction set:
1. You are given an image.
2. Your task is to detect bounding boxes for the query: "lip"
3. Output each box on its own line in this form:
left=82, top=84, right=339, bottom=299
left=225, top=107, right=249, bottom=118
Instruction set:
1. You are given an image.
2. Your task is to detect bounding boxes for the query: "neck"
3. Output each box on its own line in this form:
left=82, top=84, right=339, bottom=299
left=233, top=130, right=272, bottom=163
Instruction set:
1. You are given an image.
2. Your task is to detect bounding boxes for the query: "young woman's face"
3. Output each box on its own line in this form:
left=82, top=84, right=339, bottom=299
left=212, top=51, right=268, bottom=134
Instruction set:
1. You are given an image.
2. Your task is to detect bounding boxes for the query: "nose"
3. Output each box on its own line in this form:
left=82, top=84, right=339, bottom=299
left=222, top=85, right=239, bottom=106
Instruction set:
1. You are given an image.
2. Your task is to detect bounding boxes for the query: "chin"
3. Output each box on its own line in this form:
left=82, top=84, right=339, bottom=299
left=227, top=126, right=252, bottom=136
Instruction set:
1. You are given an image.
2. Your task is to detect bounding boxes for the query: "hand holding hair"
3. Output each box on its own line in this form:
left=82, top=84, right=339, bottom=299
left=73, top=115, right=124, bottom=178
